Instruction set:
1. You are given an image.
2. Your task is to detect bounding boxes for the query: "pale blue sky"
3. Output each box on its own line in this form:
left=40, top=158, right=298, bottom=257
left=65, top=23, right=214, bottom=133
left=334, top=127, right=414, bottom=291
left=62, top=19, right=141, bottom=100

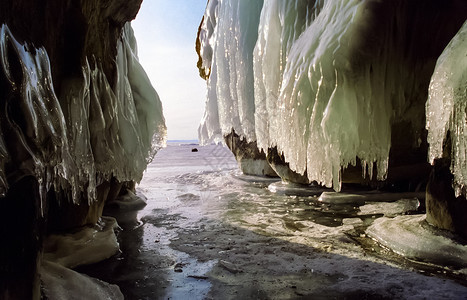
left=132, top=0, right=208, bottom=141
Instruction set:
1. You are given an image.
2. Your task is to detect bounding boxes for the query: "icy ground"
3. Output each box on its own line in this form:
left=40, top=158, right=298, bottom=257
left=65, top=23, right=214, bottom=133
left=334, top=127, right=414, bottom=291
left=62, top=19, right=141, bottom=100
left=79, top=143, right=467, bottom=299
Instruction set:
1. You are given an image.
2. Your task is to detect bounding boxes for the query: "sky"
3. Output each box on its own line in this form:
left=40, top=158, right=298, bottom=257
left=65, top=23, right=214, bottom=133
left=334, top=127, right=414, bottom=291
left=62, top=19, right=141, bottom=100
left=132, top=0, right=208, bottom=141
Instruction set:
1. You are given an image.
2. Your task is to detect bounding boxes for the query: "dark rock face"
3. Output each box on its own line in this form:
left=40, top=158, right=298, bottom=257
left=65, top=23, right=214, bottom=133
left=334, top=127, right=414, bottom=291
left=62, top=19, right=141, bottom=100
left=370, top=1, right=466, bottom=172
left=0, top=0, right=142, bottom=89
left=224, top=130, right=277, bottom=177
left=0, top=176, right=42, bottom=300
left=0, top=24, right=61, bottom=299
left=196, top=16, right=210, bottom=80
left=425, top=125, right=467, bottom=240
left=426, top=158, right=467, bottom=239
left=266, top=147, right=309, bottom=184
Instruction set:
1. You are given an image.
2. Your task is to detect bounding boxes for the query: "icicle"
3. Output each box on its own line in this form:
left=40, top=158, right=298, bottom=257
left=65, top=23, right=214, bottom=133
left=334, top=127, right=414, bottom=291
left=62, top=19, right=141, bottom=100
left=426, top=21, right=467, bottom=197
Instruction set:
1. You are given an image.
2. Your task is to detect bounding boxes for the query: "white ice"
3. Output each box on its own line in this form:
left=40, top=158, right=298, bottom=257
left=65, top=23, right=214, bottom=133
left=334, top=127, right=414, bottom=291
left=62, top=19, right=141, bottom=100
left=198, top=0, right=263, bottom=145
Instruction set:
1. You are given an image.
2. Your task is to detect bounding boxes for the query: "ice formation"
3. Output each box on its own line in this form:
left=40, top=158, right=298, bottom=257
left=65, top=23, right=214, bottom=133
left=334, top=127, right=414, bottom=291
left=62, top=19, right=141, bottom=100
left=197, top=0, right=464, bottom=191
left=367, top=215, right=467, bottom=268
left=426, top=21, right=467, bottom=197
left=358, top=199, right=420, bottom=217
left=319, top=191, right=423, bottom=205
left=61, top=23, right=166, bottom=203
left=198, top=0, right=263, bottom=145
left=43, top=217, right=119, bottom=268
left=268, top=181, right=329, bottom=197
left=106, top=188, right=148, bottom=210
left=0, top=24, right=73, bottom=208
left=0, top=23, right=166, bottom=205
left=200, top=0, right=393, bottom=189
left=41, top=260, right=124, bottom=300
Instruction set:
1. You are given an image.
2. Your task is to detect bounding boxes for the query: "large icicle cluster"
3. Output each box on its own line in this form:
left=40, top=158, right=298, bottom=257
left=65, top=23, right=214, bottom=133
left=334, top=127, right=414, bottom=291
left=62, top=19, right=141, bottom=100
left=62, top=23, right=166, bottom=203
left=0, top=23, right=166, bottom=206
left=426, top=21, right=467, bottom=197
left=198, top=0, right=263, bottom=145
left=198, top=0, right=463, bottom=190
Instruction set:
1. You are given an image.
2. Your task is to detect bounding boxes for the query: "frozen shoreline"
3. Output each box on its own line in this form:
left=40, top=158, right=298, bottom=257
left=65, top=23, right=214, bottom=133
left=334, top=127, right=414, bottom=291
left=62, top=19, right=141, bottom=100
left=75, top=144, right=467, bottom=299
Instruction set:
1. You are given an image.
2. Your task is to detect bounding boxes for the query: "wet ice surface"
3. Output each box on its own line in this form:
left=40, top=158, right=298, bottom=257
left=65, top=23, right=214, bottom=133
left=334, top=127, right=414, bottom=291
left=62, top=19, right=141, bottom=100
left=79, top=144, right=467, bottom=299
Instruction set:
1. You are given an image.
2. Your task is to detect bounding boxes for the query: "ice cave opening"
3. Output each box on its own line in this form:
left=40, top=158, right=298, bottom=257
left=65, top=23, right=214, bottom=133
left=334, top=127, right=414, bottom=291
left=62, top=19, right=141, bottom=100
left=0, top=0, right=466, bottom=299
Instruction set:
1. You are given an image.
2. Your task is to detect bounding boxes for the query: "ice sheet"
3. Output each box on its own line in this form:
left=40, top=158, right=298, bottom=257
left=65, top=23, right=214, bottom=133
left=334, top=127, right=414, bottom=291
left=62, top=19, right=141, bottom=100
left=319, top=191, right=423, bottom=205
left=367, top=215, right=467, bottom=268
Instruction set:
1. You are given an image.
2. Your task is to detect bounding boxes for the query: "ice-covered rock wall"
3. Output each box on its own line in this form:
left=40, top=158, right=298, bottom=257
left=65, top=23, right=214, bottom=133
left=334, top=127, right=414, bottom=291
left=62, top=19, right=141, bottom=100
left=426, top=21, right=467, bottom=197
left=0, top=24, right=72, bottom=207
left=424, top=21, right=467, bottom=237
left=0, top=0, right=165, bottom=298
left=0, top=21, right=165, bottom=212
left=59, top=23, right=166, bottom=205
left=198, top=0, right=263, bottom=145
left=197, top=0, right=278, bottom=176
left=197, top=0, right=466, bottom=191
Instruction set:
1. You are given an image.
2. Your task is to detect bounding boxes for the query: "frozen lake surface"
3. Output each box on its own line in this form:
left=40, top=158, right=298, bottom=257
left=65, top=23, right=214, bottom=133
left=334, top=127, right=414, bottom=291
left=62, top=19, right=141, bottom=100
left=78, top=143, right=467, bottom=299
